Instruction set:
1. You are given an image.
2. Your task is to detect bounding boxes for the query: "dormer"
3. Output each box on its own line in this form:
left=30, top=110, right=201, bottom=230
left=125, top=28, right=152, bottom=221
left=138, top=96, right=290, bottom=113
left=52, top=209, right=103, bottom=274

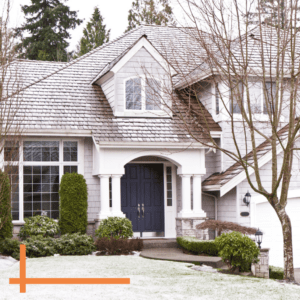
left=91, top=35, right=176, bottom=117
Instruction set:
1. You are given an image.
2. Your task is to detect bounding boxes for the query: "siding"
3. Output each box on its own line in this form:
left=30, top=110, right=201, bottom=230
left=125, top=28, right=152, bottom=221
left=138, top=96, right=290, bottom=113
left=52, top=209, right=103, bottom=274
left=218, top=188, right=236, bottom=222
left=101, top=75, right=115, bottom=110
left=84, top=137, right=100, bottom=222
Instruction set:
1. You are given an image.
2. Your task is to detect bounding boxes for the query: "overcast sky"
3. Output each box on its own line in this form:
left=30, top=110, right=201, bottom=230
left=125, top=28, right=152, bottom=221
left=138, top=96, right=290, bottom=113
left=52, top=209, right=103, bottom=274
left=4, top=0, right=186, bottom=52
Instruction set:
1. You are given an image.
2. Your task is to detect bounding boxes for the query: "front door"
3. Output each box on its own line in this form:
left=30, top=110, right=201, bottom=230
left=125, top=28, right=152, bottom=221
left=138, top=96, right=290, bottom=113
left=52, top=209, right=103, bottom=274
left=121, top=164, right=164, bottom=235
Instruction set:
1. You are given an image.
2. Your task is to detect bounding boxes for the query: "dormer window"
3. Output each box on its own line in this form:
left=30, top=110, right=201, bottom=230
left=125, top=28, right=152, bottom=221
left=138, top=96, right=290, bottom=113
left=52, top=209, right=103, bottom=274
left=125, top=77, right=161, bottom=111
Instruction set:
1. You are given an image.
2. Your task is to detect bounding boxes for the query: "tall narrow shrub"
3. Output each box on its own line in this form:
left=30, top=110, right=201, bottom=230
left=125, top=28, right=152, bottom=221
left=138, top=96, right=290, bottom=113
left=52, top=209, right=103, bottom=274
left=59, top=173, right=88, bottom=234
left=0, top=171, right=13, bottom=240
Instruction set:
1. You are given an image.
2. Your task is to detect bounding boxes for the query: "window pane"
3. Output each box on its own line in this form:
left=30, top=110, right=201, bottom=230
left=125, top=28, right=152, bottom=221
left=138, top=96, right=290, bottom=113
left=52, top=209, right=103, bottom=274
left=264, top=82, right=276, bottom=114
left=63, top=141, right=77, bottom=162
left=23, top=165, right=59, bottom=219
left=125, top=78, right=142, bottom=110
left=4, top=166, right=19, bottom=220
left=166, top=167, right=172, bottom=206
left=64, top=166, right=78, bottom=174
left=215, top=83, right=220, bottom=115
left=249, top=82, right=262, bottom=113
left=146, top=79, right=161, bottom=111
left=23, top=141, right=59, bottom=162
left=230, top=82, right=243, bottom=114
left=4, top=141, right=19, bottom=161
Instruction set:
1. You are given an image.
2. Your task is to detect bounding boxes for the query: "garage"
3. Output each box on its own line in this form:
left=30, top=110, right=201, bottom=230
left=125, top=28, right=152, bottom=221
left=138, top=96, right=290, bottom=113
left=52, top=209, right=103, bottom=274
left=255, top=197, right=300, bottom=268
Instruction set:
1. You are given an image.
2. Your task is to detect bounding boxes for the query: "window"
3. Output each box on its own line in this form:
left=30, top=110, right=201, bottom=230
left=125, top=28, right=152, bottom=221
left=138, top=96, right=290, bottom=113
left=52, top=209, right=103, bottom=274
left=125, top=77, right=161, bottom=111
left=215, top=83, right=220, bottom=115
left=263, top=82, right=276, bottom=114
left=3, top=140, right=80, bottom=221
left=248, top=82, right=262, bottom=114
left=109, top=177, right=112, bottom=208
left=166, top=167, right=172, bottom=206
left=125, top=78, right=142, bottom=110
left=230, top=82, right=243, bottom=114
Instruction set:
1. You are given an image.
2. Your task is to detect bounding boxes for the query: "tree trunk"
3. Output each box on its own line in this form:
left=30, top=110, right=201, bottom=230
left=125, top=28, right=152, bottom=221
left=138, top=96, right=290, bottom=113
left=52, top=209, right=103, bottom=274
left=277, top=207, right=295, bottom=281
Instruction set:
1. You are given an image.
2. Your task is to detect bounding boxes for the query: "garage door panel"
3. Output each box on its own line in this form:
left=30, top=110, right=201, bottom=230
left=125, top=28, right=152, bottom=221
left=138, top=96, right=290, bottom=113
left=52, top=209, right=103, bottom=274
left=256, top=199, right=300, bottom=268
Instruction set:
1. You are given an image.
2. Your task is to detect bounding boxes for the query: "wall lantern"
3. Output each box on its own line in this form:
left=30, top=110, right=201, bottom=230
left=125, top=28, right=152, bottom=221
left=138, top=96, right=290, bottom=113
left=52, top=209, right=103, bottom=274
left=243, top=191, right=251, bottom=207
left=255, top=228, right=263, bottom=249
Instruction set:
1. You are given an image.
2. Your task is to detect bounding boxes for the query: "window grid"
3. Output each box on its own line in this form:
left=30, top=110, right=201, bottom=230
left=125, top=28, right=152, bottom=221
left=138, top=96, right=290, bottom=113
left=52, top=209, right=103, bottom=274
left=63, top=165, right=78, bottom=174
left=109, top=177, right=112, bottom=208
left=23, top=141, right=59, bottom=162
left=125, top=78, right=142, bottom=110
left=230, top=82, right=243, bottom=114
left=166, top=167, right=172, bottom=206
left=63, top=141, right=78, bottom=162
left=215, top=83, right=220, bottom=115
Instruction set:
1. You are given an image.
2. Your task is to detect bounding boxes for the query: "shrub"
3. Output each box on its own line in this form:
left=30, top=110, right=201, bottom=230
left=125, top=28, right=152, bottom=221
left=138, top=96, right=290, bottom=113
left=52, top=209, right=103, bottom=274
left=176, top=236, right=218, bottom=256
left=59, top=173, right=88, bottom=234
left=269, top=265, right=284, bottom=280
left=95, top=217, right=133, bottom=239
left=95, top=237, right=143, bottom=255
left=18, top=215, right=60, bottom=239
left=0, top=171, right=13, bottom=240
left=0, top=238, right=20, bottom=260
left=24, top=236, right=57, bottom=258
left=54, top=233, right=96, bottom=255
left=215, top=231, right=260, bottom=273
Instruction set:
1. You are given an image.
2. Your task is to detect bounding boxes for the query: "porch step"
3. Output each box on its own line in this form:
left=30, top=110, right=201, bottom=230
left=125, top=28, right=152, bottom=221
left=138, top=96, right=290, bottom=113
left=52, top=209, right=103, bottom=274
left=142, top=239, right=179, bottom=249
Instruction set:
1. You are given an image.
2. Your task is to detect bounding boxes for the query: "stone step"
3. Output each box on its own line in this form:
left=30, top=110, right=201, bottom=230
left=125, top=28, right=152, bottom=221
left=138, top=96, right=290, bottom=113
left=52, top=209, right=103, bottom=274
left=141, top=239, right=179, bottom=249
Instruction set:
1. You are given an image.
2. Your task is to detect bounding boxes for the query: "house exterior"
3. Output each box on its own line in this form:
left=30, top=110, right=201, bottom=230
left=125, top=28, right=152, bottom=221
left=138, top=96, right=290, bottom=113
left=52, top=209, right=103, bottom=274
left=2, top=25, right=299, bottom=268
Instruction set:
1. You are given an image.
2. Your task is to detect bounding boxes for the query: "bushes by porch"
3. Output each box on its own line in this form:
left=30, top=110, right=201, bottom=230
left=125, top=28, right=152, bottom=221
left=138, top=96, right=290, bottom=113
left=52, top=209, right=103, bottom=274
left=176, top=236, right=218, bottom=256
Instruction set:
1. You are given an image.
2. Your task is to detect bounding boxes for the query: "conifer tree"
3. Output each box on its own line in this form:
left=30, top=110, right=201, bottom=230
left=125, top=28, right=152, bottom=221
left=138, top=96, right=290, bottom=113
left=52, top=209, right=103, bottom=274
left=125, top=0, right=175, bottom=32
left=15, top=0, right=82, bottom=61
left=74, top=7, right=110, bottom=58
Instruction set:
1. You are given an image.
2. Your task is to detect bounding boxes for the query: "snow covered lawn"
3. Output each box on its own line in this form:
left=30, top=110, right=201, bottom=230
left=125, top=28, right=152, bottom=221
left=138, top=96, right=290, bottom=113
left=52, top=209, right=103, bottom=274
left=0, top=255, right=299, bottom=300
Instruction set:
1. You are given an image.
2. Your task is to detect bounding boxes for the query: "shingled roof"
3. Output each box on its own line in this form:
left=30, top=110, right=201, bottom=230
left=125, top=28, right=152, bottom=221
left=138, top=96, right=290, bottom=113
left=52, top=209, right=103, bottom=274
left=5, top=25, right=221, bottom=144
left=202, top=123, right=291, bottom=193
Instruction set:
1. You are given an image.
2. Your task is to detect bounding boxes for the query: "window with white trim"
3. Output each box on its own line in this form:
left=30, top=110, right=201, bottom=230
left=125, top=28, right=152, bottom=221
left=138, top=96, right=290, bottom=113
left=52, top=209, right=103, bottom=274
left=4, top=140, right=80, bottom=221
left=125, top=77, right=161, bottom=111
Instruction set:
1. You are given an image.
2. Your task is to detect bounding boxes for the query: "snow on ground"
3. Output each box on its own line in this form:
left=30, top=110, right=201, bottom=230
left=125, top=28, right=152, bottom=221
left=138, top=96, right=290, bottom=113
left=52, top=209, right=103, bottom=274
left=0, top=255, right=299, bottom=300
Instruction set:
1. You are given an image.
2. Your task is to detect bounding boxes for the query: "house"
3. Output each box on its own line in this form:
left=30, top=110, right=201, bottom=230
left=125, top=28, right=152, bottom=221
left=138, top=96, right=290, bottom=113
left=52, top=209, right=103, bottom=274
left=3, top=25, right=299, bottom=268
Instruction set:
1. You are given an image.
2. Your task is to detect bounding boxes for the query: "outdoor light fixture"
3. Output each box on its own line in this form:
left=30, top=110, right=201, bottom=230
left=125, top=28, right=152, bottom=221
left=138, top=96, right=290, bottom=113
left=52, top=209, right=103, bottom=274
left=255, top=228, right=263, bottom=249
left=243, top=191, right=251, bottom=207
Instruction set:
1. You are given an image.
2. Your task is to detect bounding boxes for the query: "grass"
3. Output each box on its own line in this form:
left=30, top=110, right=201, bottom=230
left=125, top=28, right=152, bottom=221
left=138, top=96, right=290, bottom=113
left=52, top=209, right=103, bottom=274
left=0, top=255, right=299, bottom=300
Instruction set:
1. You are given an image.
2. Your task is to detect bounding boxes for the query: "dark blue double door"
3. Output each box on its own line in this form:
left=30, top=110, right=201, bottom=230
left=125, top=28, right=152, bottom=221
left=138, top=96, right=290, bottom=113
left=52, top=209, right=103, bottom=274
left=121, top=164, right=164, bottom=235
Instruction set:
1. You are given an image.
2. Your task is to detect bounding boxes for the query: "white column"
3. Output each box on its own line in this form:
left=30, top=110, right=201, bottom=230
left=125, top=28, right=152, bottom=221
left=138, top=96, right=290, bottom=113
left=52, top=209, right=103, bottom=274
left=111, top=175, right=126, bottom=218
left=98, top=175, right=111, bottom=219
left=193, top=175, right=206, bottom=217
left=178, top=175, right=194, bottom=218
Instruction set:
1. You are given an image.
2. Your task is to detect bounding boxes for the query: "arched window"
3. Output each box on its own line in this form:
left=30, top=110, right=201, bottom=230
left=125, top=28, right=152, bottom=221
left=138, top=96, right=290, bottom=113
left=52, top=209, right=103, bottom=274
left=125, top=77, right=161, bottom=111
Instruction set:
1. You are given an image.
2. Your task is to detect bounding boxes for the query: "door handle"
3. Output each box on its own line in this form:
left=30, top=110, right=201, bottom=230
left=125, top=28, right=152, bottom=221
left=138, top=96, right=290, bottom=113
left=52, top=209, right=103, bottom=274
left=142, top=203, right=144, bottom=218
left=137, top=204, right=140, bottom=218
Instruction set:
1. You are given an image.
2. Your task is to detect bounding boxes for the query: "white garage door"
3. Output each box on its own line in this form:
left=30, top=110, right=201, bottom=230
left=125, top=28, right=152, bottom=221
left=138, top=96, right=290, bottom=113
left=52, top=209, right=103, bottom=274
left=256, top=198, right=300, bottom=268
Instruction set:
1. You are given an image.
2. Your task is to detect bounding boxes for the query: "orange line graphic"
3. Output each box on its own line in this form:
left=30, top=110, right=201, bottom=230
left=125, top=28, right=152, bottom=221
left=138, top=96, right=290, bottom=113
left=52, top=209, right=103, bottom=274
left=9, top=244, right=130, bottom=293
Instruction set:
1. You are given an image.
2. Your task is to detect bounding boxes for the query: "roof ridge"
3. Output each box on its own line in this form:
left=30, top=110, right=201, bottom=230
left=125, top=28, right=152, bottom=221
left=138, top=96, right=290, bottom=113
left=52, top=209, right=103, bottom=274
left=4, top=25, right=143, bottom=101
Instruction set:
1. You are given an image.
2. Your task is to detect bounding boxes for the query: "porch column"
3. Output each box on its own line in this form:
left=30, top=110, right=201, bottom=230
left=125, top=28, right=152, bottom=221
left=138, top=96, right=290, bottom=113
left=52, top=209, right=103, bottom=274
left=193, top=175, right=206, bottom=217
left=98, top=175, right=111, bottom=219
left=178, top=175, right=194, bottom=218
left=111, top=175, right=126, bottom=218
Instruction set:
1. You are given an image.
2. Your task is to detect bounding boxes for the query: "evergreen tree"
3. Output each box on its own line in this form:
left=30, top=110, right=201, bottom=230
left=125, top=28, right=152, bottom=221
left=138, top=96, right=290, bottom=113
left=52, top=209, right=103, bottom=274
left=74, top=7, right=110, bottom=58
left=125, top=0, right=175, bottom=32
left=15, top=0, right=82, bottom=61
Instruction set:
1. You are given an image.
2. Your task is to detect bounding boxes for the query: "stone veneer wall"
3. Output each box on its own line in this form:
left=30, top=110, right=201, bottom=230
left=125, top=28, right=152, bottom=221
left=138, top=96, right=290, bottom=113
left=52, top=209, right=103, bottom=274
left=251, top=249, right=270, bottom=279
left=176, top=218, right=209, bottom=239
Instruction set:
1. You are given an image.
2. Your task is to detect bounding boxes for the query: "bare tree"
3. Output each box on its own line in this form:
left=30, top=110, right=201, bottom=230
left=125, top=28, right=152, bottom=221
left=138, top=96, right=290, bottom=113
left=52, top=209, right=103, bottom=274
left=0, top=0, right=22, bottom=234
left=140, top=0, right=300, bottom=282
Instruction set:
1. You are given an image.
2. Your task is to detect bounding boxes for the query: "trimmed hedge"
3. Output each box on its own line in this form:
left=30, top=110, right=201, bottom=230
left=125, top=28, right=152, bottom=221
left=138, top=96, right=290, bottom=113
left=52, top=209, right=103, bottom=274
left=18, top=215, right=60, bottom=239
left=95, top=237, right=143, bottom=255
left=176, top=236, right=218, bottom=256
left=0, top=171, right=13, bottom=240
left=0, top=234, right=96, bottom=259
left=59, top=173, right=88, bottom=234
left=269, top=265, right=284, bottom=280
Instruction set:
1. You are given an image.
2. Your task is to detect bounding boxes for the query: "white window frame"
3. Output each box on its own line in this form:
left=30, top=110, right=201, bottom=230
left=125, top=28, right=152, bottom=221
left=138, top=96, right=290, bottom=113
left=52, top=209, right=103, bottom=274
left=9, top=137, right=84, bottom=224
left=124, top=76, right=163, bottom=112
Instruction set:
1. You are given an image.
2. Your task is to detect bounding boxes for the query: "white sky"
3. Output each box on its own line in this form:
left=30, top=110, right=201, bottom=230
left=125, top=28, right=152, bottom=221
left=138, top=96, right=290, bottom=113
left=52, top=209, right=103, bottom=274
left=4, top=0, right=186, bottom=52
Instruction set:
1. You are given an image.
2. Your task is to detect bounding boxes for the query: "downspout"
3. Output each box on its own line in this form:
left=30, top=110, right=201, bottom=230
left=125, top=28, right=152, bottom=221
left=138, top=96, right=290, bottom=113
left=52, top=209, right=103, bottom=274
left=202, top=192, right=218, bottom=238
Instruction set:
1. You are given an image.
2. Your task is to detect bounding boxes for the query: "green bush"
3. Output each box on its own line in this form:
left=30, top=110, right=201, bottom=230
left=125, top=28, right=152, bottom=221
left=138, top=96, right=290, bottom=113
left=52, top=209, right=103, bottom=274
left=269, top=265, right=284, bottom=280
left=0, top=171, right=13, bottom=240
left=54, top=233, right=96, bottom=255
left=215, top=231, right=260, bottom=273
left=24, top=236, right=57, bottom=258
left=0, top=238, right=20, bottom=260
left=18, top=215, right=60, bottom=239
left=59, top=173, right=88, bottom=234
left=95, top=217, right=133, bottom=239
left=176, top=236, right=218, bottom=256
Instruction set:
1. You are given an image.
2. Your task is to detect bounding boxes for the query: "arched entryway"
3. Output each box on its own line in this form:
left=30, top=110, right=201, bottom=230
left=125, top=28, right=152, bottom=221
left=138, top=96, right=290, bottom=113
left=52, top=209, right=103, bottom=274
left=121, top=156, right=176, bottom=238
